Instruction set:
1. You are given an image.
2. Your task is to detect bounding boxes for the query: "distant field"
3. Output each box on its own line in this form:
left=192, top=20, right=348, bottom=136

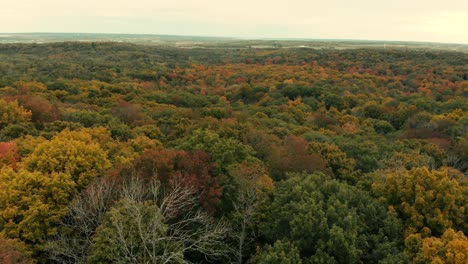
left=1, top=33, right=467, bottom=52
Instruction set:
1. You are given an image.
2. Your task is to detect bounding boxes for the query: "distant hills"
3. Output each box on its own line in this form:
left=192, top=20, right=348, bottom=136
left=1, top=33, right=467, bottom=52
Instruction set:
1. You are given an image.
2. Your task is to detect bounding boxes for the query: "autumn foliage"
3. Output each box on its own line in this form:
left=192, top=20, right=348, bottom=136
left=0, top=42, right=466, bottom=263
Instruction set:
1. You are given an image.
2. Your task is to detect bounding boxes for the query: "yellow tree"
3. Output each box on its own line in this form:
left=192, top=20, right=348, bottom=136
left=23, top=129, right=111, bottom=188
left=0, top=99, right=31, bottom=129
left=405, top=229, right=468, bottom=264
left=0, top=168, right=76, bottom=244
left=372, top=167, right=466, bottom=236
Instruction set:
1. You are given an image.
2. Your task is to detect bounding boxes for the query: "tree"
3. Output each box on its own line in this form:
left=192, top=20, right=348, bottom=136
left=362, top=101, right=384, bottom=119
left=0, top=99, right=32, bottom=129
left=262, top=172, right=402, bottom=263
left=228, top=161, right=273, bottom=264
left=87, top=179, right=229, bottom=263
left=15, top=94, right=59, bottom=123
left=133, top=148, right=222, bottom=212
left=308, top=142, right=357, bottom=182
left=405, top=229, right=468, bottom=264
left=251, top=240, right=302, bottom=264
left=112, top=100, right=153, bottom=127
left=0, top=168, right=76, bottom=244
left=371, top=167, right=467, bottom=236
left=0, top=142, right=19, bottom=169
left=0, top=123, right=38, bottom=141
left=45, top=175, right=122, bottom=264
left=177, top=129, right=256, bottom=173
left=448, top=136, right=468, bottom=173
left=336, top=138, right=382, bottom=173
left=23, top=129, right=111, bottom=188
left=0, top=236, right=34, bottom=264
left=269, top=136, right=327, bottom=180
left=174, top=150, right=223, bottom=212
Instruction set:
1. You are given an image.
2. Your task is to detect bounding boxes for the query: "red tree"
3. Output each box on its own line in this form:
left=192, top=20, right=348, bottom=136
left=133, top=148, right=222, bottom=212
left=0, top=142, right=19, bottom=169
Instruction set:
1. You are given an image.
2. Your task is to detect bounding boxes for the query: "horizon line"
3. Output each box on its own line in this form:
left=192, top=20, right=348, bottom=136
left=1, top=32, right=468, bottom=46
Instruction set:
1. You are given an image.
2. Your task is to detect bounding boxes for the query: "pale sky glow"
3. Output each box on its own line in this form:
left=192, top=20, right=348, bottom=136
left=1, top=0, right=468, bottom=44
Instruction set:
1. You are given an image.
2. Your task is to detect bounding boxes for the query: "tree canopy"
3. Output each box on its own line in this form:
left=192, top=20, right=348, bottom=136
left=0, top=41, right=466, bottom=263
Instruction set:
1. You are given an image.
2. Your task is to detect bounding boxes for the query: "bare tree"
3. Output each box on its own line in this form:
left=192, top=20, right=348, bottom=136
left=446, top=152, right=468, bottom=175
left=89, top=178, right=229, bottom=263
left=44, top=176, right=121, bottom=263
left=231, top=182, right=260, bottom=264
left=228, top=162, right=273, bottom=264
left=46, top=176, right=229, bottom=263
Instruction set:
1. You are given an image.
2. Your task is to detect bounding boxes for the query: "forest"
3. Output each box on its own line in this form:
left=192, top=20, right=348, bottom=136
left=0, top=42, right=466, bottom=263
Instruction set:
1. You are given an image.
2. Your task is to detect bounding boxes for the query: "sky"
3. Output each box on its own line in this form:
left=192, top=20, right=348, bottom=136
left=1, top=0, right=468, bottom=44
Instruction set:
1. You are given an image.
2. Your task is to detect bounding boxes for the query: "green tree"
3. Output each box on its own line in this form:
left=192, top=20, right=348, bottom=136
left=308, top=142, right=357, bottom=182
left=251, top=240, right=302, bottom=264
left=177, top=129, right=256, bottom=172
left=262, top=172, right=402, bottom=263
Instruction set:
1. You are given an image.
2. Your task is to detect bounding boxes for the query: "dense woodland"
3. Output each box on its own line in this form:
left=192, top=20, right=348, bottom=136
left=0, top=42, right=466, bottom=263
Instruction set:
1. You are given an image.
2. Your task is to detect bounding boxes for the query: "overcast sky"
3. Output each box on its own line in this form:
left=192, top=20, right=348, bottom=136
left=1, top=0, right=468, bottom=43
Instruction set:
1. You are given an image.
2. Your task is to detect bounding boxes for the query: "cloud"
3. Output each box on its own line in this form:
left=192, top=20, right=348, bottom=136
left=1, top=0, right=467, bottom=43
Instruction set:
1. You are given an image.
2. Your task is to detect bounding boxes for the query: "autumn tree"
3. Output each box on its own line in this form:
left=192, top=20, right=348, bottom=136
left=0, top=99, right=32, bottom=129
left=404, top=228, right=468, bottom=264
left=0, top=168, right=76, bottom=244
left=23, top=129, right=111, bottom=188
left=0, top=142, right=19, bottom=169
left=269, top=135, right=327, bottom=180
left=133, top=148, right=222, bottom=212
left=16, top=95, right=59, bottom=123
left=113, top=100, right=153, bottom=127
left=0, top=236, right=34, bottom=264
left=371, top=167, right=467, bottom=236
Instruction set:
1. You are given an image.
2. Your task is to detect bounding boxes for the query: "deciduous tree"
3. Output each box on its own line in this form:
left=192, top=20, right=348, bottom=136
left=372, top=167, right=467, bottom=236
left=0, top=168, right=76, bottom=244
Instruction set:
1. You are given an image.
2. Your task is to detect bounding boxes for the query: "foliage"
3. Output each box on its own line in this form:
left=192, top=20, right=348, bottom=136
left=132, top=148, right=222, bottom=212
left=0, top=99, right=31, bottom=129
left=0, top=142, right=19, bottom=169
left=308, top=141, right=357, bottom=182
left=269, top=135, right=327, bottom=180
left=251, top=240, right=302, bottom=264
left=177, top=129, right=256, bottom=173
left=371, top=167, right=467, bottom=236
left=0, top=42, right=466, bottom=263
left=262, top=172, right=403, bottom=263
left=23, top=129, right=111, bottom=188
left=405, top=228, right=468, bottom=264
left=0, top=236, right=34, bottom=264
left=0, top=168, right=76, bottom=244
